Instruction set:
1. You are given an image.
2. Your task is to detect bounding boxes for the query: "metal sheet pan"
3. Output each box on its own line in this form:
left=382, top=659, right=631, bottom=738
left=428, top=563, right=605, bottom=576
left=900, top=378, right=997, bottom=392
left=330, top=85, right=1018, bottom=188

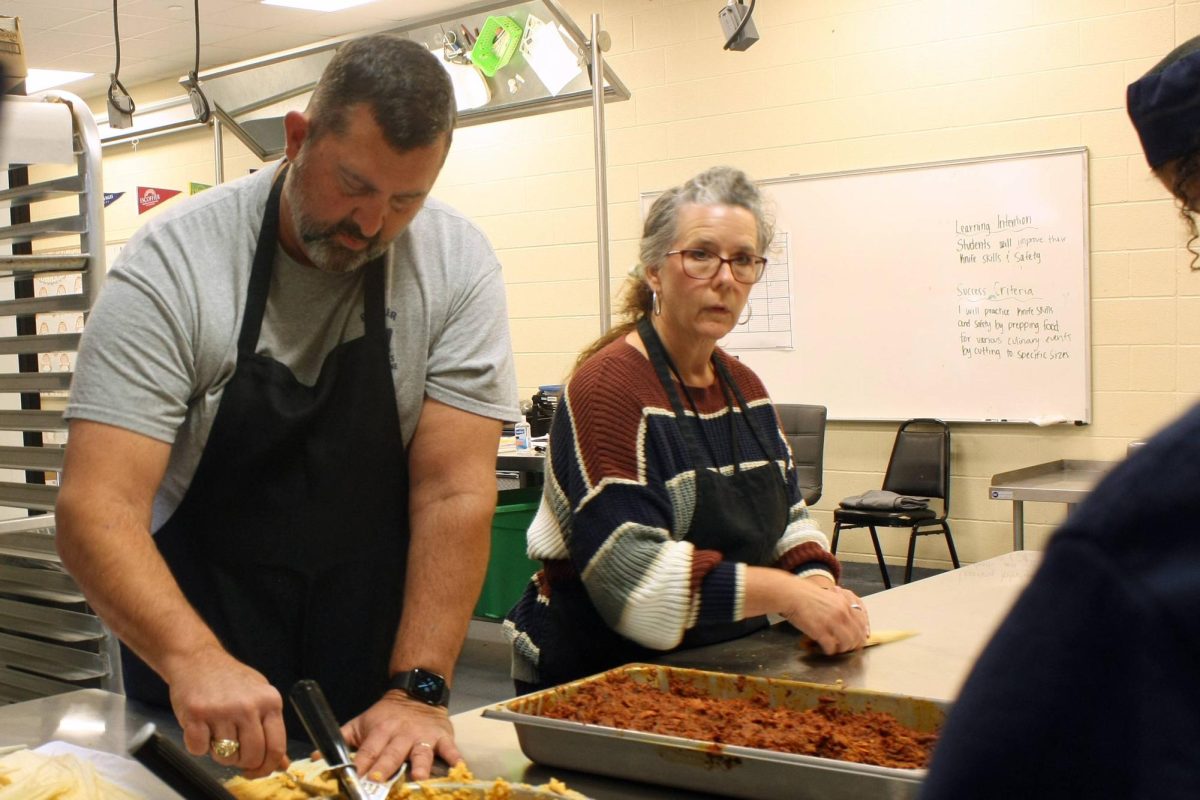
left=482, top=664, right=948, bottom=800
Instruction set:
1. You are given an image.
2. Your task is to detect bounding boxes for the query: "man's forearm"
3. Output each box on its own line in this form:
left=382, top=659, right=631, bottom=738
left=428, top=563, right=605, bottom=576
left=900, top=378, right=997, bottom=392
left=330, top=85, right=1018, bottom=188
left=56, top=496, right=224, bottom=682
left=389, top=484, right=495, bottom=682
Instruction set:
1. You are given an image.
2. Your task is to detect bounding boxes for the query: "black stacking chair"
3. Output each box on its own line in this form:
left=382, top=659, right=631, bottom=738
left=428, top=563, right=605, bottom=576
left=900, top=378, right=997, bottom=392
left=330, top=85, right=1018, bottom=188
left=831, top=418, right=959, bottom=589
left=775, top=404, right=827, bottom=506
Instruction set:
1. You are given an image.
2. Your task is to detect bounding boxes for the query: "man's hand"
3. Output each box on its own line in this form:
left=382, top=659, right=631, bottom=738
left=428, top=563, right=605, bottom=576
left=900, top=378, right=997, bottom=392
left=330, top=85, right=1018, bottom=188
left=340, top=691, right=460, bottom=782
left=168, top=644, right=288, bottom=778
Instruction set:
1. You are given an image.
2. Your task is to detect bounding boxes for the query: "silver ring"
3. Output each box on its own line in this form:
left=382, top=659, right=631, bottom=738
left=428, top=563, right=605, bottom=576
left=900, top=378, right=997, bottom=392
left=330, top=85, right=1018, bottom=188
left=850, top=603, right=863, bottom=611
left=211, top=738, right=239, bottom=759
left=415, top=741, right=433, bottom=749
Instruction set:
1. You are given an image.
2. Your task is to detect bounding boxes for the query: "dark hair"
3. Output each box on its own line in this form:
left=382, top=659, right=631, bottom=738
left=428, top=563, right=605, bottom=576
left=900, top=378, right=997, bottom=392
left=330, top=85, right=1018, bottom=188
left=572, top=166, right=773, bottom=372
left=307, top=35, right=456, bottom=152
left=1158, top=151, right=1200, bottom=270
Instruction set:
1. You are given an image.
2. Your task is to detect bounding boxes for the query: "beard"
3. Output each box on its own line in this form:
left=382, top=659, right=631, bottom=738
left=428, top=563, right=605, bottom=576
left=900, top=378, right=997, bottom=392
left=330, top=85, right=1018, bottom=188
left=283, top=156, right=391, bottom=273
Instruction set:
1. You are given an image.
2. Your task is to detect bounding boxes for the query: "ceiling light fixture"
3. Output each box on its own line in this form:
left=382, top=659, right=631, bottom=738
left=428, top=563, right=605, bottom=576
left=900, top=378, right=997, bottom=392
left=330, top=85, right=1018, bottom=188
left=718, top=0, right=759, bottom=51
left=261, top=0, right=378, bottom=11
left=24, top=69, right=93, bottom=93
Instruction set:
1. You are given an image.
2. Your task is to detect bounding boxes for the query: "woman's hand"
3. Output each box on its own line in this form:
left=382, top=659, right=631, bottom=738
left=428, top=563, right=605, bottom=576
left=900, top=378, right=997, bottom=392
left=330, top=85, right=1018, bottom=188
left=780, top=579, right=870, bottom=655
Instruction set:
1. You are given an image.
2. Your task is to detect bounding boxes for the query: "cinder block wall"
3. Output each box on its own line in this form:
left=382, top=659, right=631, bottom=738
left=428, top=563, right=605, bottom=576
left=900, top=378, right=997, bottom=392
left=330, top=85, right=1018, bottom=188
left=80, top=0, right=1200, bottom=567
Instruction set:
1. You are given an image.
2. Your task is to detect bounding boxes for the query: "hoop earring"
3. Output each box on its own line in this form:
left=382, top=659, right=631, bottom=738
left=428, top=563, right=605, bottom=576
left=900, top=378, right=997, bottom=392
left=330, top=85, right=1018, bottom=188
left=652, top=291, right=662, bottom=316
left=738, top=302, right=753, bottom=326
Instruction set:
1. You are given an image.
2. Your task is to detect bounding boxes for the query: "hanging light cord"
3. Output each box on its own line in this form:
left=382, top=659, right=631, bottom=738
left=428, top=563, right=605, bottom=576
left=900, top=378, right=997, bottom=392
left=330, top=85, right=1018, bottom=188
left=186, top=0, right=212, bottom=124
left=109, top=0, right=134, bottom=112
left=193, top=0, right=201, bottom=76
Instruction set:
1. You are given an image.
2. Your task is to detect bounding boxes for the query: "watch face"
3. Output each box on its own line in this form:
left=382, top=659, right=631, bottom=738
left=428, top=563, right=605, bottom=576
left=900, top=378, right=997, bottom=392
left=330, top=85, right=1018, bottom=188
left=398, top=668, right=447, bottom=705
left=412, top=670, right=443, bottom=699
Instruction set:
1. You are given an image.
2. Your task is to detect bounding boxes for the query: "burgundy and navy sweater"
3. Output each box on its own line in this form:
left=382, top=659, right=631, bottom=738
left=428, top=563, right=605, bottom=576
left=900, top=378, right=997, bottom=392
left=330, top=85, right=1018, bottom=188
left=504, top=338, right=839, bottom=683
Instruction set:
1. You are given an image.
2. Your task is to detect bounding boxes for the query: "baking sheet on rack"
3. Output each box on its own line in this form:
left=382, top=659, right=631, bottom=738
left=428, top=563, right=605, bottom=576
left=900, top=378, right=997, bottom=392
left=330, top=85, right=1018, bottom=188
left=483, top=664, right=949, bottom=800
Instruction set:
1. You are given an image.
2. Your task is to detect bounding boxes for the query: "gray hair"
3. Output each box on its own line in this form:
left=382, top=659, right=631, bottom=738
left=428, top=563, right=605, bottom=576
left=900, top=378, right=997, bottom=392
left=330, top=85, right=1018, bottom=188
left=306, top=35, right=456, bottom=152
left=636, top=166, right=773, bottom=278
left=571, top=166, right=772, bottom=374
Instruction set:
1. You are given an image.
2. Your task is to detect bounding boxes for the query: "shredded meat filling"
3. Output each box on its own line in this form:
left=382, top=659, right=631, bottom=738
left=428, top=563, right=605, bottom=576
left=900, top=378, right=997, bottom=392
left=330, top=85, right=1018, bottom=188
left=538, top=673, right=938, bottom=770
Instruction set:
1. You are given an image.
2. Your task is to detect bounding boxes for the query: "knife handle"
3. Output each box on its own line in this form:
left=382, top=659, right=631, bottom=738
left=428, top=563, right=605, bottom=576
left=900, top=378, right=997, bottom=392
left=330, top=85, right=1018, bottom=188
left=289, top=679, right=353, bottom=769
left=128, top=723, right=238, bottom=800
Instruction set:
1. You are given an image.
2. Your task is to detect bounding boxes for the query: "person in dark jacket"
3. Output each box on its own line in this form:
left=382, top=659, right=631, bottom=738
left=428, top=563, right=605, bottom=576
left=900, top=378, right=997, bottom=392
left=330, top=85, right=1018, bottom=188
left=919, top=36, right=1200, bottom=800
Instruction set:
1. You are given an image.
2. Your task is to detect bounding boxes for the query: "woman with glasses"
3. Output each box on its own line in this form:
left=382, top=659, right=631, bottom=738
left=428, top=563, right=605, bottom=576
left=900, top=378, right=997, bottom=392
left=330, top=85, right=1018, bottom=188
left=504, top=166, right=869, bottom=693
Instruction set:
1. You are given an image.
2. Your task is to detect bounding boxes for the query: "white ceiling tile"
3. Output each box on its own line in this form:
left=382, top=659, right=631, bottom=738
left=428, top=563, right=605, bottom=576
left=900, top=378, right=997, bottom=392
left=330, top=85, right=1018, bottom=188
left=196, top=22, right=259, bottom=46
left=217, top=27, right=319, bottom=53
left=211, top=4, right=322, bottom=30
left=22, top=30, right=111, bottom=62
left=117, top=0, right=197, bottom=21
left=56, top=13, right=178, bottom=38
left=3, top=3, right=91, bottom=32
left=110, top=32, right=192, bottom=60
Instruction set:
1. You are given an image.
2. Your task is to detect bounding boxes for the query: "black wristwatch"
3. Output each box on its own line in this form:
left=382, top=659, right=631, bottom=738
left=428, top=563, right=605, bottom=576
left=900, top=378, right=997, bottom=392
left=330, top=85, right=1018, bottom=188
left=389, top=668, right=450, bottom=707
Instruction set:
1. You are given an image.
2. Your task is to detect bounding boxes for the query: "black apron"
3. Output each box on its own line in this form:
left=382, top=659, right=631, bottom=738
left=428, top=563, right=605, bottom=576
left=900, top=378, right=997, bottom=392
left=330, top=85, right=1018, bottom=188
left=533, top=319, right=789, bottom=686
left=121, top=166, right=410, bottom=730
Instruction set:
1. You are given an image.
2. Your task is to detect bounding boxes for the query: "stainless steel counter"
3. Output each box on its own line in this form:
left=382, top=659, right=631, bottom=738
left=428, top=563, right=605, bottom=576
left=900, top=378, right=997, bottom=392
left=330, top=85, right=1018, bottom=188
left=989, top=460, right=1116, bottom=549
left=496, top=450, right=546, bottom=473
left=450, top=550, right=1041, bottom=798
left=0, top=551, right=1040, bottom=799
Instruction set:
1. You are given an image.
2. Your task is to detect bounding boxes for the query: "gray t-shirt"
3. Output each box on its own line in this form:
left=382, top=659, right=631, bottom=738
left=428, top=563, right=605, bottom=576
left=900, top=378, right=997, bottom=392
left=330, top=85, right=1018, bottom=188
left=66, top=167, right=519, bottom=530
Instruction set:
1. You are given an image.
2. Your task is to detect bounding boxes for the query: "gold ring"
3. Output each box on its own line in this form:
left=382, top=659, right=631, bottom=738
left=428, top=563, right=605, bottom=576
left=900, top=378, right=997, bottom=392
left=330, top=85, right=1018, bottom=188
left=211, top=738, right=240, bottom=759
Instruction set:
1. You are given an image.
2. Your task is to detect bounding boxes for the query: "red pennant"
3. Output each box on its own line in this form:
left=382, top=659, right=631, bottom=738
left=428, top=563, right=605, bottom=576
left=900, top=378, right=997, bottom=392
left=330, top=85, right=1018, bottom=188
left=137, top=186, right=182, bottom=214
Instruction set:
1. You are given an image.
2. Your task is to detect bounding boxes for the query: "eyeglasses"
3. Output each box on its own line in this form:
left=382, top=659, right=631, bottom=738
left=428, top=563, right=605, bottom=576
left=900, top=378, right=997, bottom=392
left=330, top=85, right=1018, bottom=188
left=665, top=249, right=768, bottom=284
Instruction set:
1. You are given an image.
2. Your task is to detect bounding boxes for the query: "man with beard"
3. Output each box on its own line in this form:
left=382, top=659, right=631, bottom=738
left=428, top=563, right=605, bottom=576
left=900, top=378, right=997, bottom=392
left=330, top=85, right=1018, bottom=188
left=54, top=35, right=518, bottom=782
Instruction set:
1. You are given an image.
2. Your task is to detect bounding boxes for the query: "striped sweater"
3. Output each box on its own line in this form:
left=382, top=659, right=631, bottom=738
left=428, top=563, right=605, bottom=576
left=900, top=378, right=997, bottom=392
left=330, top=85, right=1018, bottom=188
left=504, top=338, right=838, bottom=682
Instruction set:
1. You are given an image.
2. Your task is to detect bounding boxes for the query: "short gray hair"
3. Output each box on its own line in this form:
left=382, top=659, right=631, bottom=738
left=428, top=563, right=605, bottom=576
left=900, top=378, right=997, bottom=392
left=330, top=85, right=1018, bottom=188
left=570, top=166, right=772, bottom=374
left=637, top=166, right=773, bottom=278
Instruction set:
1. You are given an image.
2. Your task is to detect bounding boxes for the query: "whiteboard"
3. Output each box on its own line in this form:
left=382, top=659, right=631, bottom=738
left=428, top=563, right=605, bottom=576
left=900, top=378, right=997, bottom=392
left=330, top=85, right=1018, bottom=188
left=640, top=148, right=1091, bottom=423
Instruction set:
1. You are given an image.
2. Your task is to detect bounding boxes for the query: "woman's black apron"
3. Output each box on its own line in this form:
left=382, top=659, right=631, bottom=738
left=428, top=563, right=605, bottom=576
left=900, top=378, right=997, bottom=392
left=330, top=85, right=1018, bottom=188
left=532, top=317, right=789, bottom=687
left=121, top=166, right=410, bottom=730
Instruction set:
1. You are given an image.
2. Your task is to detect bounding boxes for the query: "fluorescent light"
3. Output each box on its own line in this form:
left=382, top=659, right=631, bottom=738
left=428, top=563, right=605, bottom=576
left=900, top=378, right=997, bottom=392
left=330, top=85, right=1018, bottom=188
left=262, top=0, right=377, bottom=10
left=24, top=69, right=93, bottom=93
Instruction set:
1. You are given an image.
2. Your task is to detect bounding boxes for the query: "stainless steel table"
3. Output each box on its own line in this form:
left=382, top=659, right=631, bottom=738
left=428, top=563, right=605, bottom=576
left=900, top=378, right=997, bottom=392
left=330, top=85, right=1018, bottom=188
left=452, top=550, right=1041, bottom=798
left=0, top=551, right=1040, bottom=799
left=989, top=460, right=1116, bottom=549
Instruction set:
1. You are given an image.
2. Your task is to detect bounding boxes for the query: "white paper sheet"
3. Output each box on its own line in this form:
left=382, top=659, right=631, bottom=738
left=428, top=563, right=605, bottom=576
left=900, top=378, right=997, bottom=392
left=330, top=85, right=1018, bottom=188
left=520, top=15, right=581, bottom=96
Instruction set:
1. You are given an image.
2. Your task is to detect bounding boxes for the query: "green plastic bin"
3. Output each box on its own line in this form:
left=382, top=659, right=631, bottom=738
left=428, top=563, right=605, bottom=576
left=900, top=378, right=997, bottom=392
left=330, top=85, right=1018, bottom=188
left=474, top=486, right=542, bottom=620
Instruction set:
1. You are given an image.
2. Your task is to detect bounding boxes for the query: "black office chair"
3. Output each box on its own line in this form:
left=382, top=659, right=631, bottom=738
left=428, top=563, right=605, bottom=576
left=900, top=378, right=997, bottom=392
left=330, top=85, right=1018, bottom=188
left=775, top=404, right=827, bottom=506
left=831, top=418, right=959, bottom=589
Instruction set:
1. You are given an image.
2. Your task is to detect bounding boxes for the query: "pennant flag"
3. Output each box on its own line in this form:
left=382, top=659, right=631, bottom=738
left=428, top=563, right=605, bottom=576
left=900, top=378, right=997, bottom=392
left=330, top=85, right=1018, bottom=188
left=137, top=186, right=182, bottom=215
left=103, top=192, right=124, bottom=207
left=189, top=181, right=212, bottom=195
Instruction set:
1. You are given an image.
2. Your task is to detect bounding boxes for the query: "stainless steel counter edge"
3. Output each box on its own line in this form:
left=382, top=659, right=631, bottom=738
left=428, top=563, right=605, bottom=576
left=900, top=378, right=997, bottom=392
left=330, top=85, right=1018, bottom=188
left=0, top=551, right=1041, bottom=800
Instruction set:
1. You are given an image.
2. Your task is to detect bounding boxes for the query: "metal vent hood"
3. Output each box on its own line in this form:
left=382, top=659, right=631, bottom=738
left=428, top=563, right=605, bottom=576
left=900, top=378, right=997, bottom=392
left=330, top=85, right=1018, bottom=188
left=186, top=0, right=629, bottom=160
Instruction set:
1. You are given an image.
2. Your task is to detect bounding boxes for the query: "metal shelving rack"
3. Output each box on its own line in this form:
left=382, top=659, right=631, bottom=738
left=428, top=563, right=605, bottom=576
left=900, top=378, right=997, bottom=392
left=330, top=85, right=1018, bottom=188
left=0, top=90, right=114, bottom=703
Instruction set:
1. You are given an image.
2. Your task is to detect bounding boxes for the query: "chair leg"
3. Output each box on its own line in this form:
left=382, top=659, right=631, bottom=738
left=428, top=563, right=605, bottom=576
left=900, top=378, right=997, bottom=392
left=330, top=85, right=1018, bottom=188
left=943, top=522, right=960, bottom=569
left=867, top=526, right=891, bottom=590
left=905, top=527, right=919, bottom=584
left=831, top=522, right=841, bottom=554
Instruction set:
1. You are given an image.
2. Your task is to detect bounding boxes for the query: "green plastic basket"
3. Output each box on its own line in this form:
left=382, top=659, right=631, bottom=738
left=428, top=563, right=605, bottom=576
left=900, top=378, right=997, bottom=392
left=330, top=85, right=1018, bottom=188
left=471, top=15, right=523, bottom=77
left=474, top=487, right=542, bottom=620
